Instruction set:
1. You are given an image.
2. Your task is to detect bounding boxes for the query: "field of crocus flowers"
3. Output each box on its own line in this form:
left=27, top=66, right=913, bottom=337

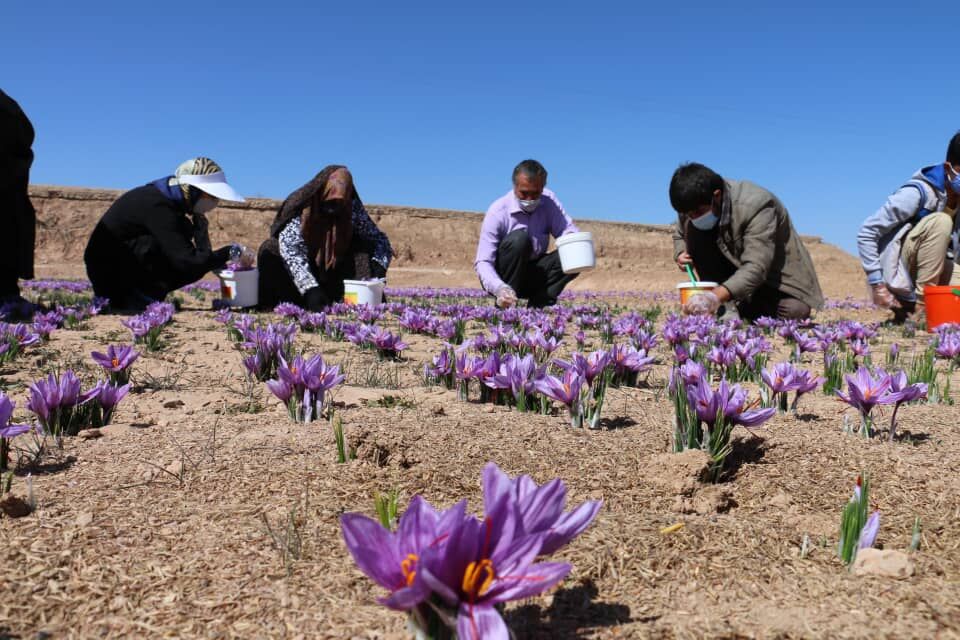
left=1, top=280, right=959, bottom=638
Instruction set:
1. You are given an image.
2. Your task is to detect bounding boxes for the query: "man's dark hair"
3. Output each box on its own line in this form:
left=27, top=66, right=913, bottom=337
left=947, top=132, right=960, bottom=165
left=512, top=159, right=548, bottom=184
left=669, top=163, right=724, bottom=213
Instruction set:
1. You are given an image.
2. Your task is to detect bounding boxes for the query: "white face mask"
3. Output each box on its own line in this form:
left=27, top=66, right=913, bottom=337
left=518, top=198, right=541, bottom=213
left=691, top=210, right=718, bottom=231
left=192, top=196, right=218, bottom=215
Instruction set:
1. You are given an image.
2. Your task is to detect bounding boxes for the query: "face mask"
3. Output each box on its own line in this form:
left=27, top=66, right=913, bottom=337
left=192, top=197, right=217, bottom=215
left=518, top=198, right=540, bottom=213
left=691, top=210, right=718, bottom=231
left=948, top=166, right=960, bottom=194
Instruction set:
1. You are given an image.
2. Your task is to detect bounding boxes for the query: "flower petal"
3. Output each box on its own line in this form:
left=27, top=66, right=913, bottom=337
left=489, top=561, right=571, bottom=603
left=540, top=499, right=602, bottom=555
left=339, top=513, right=402, bottom=590
left=456, top=603, right=509, bottom=640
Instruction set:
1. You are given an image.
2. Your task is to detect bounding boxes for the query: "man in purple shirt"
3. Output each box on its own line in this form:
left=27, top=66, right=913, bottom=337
left=474, top=159, right=579, bottom=308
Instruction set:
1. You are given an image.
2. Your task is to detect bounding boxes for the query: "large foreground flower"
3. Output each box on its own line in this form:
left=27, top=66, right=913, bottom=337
left=418, top=495, right=570, bottom=639
left=481, top=462, right=601, bottom=556
left=341, top=497, right=465, bottom=610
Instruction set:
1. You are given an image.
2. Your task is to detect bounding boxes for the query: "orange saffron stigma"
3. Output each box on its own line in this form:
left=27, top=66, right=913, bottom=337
left=111, top=357, right=119, bottom=368
left=400, top=553, right=419, bottom=586
left=461, top=559, right=495, bottom=600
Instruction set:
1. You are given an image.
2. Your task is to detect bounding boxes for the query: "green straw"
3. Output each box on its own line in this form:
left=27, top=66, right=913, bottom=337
left=685, top=264, right=698, bottom=286
left=952, top=288, right=960, bottom=297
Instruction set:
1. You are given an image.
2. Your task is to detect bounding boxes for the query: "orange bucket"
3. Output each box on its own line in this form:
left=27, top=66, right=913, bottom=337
left=923, top=285, right=960, bottom=331
left=676, top=281, right=718, bottom=306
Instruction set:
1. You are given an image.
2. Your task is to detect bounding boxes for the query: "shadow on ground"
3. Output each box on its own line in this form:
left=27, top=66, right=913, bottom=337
left=505, top=579, right=637, bottom=638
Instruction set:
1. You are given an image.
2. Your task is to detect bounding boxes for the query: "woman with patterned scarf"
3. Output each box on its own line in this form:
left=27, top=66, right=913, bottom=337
left=257, top=166, right=393, bottom=311
left=84, top=157, right=246, bottom=311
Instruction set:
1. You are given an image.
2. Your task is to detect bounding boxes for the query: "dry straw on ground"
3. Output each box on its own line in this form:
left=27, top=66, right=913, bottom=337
left=1, top=295, right=959, bottom=639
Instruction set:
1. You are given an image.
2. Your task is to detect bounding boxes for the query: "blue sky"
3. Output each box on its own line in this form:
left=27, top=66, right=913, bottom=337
left=5, top=1, right=959, bottom=256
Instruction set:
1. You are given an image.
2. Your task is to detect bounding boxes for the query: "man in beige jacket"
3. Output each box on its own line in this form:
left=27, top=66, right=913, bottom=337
left=669, top=162, right=824, bottom=320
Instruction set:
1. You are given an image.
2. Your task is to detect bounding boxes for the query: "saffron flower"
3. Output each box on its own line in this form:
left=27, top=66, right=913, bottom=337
left=416, top=494, right=570, bottom=638
left=340, top=496, right=466, bottom=611
left=266, top=354, right=345, bottom=422
left=481, top=462, right=601, bottom=556
left=0, top=392, right=34, bottom=472
left=340, top=462, right=596, bottom=639
left=534, top=369, right=586, bottom=427
left=91, top=344, right=139, bottom=384
left=886, top=371, right=927, bottom=442
left=838, top=473, right=880, bottom=566
left=836, top=366, right=898, bottom=438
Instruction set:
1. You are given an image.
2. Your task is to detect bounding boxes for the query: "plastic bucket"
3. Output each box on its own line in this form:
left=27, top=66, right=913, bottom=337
left=676, top=281, right=718, bottom=306
left=923, top=285, right=960, bottom=331
left=343, top=279, right=385, bottom=306
left=556, top=231, right=596, bottom=274
left=216, top=268, right=259, bottom=308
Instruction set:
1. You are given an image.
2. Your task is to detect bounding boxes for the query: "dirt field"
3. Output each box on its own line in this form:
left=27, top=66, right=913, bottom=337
left=1, top=188, right=957, bottom=639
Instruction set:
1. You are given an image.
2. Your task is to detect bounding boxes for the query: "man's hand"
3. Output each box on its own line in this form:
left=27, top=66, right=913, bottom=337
left=495, top=285, right=518, bottom=309
left=683, top=291, right=721, bottom=316
left=870, top=282, right=901, bottom=309
left=676, top=252, right=694, bottom=270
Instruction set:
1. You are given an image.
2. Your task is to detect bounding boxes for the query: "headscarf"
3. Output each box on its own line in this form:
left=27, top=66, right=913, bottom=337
left=270, top=165, right=357, bottom=272
left=172, top=157, right=224, bottom=206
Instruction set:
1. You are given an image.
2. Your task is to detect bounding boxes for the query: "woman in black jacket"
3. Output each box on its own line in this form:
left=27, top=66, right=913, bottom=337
left=84, top=157, right=245, bottom=311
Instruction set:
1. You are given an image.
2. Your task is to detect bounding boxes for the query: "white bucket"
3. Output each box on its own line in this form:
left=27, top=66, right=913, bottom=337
left=216, top=268, right=259, bottom=308
left=556, top=231, right=596, bottom=274
left=343, top=279, right=385, bottom=306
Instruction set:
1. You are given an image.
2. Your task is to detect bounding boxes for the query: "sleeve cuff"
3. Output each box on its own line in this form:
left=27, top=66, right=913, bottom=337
left=866, top=271, right=884, bottom=285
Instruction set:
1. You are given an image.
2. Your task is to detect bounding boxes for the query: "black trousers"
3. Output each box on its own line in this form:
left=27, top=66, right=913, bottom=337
left=495, top=229, right=577, bottom=308
left=686, top=226, right=810, bottom=321
left=257, top=238, right=372, bottom=310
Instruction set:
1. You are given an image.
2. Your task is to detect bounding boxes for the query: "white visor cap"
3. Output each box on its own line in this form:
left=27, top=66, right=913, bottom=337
left=178, top=171, right=245, bottom=203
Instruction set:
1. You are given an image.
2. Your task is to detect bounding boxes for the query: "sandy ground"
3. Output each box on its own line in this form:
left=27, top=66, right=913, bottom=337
left=0, top=285, right=958, bottom=639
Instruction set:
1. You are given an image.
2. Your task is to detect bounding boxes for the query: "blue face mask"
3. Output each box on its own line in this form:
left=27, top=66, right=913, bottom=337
left=949, top=166, right=960, bottom=194
left=691, top=210, right=718, bottom=231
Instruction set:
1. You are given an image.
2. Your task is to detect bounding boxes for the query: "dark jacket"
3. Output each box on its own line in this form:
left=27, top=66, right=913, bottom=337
left=84, top=184, right=230, bottom=300
left=673, top=179, right=824, bottom=310
left=0, top=90, right=36, bottom=283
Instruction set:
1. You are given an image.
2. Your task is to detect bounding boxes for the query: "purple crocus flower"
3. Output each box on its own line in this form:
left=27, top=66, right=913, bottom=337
left=273, top=302, right=304, bottom=318
left=265, top=378, right=293, bottom=403
left=688, top=378, right=775, bottom=428
left=481, top=462, right=601, bottom=556
left=859, top=512, right=880, bottom=549
left=0, top=393, right=33, bottom=439
left=836, top=367, right=896, bottom=417
left=97, top=382, right=130, bottom=423
left=678, top=360, right=706, bottom=386
left=340, top=497, right=467, bottom=611
left=91, top=344, right=140, bottom=376
left=417, top=498, right=570, bottom=639
left=761, top=362, right=799, bottom=391
left=886, top=370, right=927, bottom=442
left=609, top=343, right=655, bottom=376
left=27, top=374, right=61, bottom=425
left=534, top=369, right=585, bottom=426
left=122, top=316, right=153, bottom=339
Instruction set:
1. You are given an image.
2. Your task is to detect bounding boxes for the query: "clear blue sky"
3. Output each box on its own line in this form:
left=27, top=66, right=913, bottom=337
left=6, top=1, right=960, bottom=256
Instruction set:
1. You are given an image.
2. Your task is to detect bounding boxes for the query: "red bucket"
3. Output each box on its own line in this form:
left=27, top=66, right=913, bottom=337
left=923, top=285, right=960, bottom=331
